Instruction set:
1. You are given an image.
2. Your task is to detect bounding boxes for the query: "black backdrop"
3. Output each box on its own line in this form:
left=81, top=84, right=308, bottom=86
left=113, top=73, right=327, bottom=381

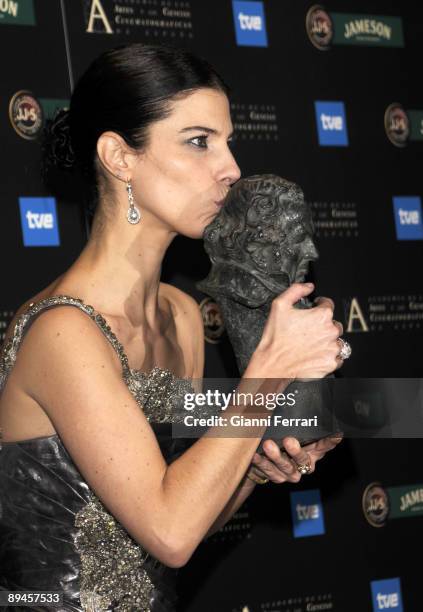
left=1, top=1, right=423, bottom=610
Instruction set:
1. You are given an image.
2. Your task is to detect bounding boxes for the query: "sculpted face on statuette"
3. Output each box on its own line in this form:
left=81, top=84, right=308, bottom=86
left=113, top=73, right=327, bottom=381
left=197, top=174, right=319, bottom=372
left=196, top=175, right=333, bottom=448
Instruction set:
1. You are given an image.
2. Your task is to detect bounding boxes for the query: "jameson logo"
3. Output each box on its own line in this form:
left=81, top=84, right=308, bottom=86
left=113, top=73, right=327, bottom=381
left=9, top=91, right=43, bottom=140
left=389, top=484, right=423, bottom=519
left=0, top=0, right=35, bottom=25
left=385, top=103, right=423, bottom=147
left=384, top=103, right=410, bottom=147
left=400, top=489, right=423, bottom=512
left=345, top=19, right=393, bottom=41
left=37, top=98, right=70, bottom=122
left=306, top=5, right=333, bottom=50
left=363, top=483, right=389, bottom=527
left=306, top=6, right=404, bottom=49
left=408, top=110, right=423, bottom=142
left=363, top=482, right=423, bottom=526
left=332, top=13, right=404, bottom=47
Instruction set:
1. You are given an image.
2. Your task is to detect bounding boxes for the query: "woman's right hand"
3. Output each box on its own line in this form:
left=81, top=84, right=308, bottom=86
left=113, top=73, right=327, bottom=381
left=245, top=282, right=343, bottom=381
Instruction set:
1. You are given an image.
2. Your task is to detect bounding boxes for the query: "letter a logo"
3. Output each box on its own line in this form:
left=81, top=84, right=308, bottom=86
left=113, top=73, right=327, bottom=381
left=345, top=297, right=369, bottom=332
left=86, top=0, right=113, bottom=34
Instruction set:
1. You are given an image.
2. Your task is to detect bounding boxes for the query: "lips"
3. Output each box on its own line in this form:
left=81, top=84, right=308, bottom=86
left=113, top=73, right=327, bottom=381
left=214, top=186, right=230, bottom=208
left=214, top=193, right=229, bottom=207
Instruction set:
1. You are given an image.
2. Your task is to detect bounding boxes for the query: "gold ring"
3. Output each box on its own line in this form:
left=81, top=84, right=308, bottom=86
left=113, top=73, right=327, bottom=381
left=246, top=470, right=269, bottom=485
left=296, top=462, right=312, bottom=475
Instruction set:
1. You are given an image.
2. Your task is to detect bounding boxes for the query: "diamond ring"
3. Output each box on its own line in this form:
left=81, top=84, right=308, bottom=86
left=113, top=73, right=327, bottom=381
left=338, top=338, right=352, bottom=360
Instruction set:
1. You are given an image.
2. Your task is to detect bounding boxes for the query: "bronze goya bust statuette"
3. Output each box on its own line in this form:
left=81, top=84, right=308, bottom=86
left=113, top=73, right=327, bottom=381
left=197, top=174, right=318, bottom=374
left=197, top=174, right=335, bottom=447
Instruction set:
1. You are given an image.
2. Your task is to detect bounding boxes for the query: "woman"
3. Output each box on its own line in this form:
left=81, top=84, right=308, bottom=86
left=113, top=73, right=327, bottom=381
left=0, top=43, right=344, bottom=611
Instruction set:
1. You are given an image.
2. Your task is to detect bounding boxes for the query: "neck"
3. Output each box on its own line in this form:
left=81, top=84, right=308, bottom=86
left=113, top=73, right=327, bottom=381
left=62, top=210, right=177, bottom=329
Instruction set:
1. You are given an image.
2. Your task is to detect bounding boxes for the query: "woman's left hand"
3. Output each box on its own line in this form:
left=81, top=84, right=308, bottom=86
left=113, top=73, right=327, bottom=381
left=247, top=435, right=343, bottom=484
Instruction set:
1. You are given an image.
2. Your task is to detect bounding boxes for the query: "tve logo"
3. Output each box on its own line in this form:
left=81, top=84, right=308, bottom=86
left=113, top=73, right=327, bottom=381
left=315, top=101, right=349, bottom=146
left=19, top=197, right=60, bottom=247
left=371, top=578, right=403, bottom=611
left=393, top=196, right=423, bottom=240
left=232, top=1, right=268, bottom=47
left=290, top=489, right=325, bottom=537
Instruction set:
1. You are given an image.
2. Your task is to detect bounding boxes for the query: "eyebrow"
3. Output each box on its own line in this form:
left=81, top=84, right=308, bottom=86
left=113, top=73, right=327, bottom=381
left=179, top=126, right=234, bottom=138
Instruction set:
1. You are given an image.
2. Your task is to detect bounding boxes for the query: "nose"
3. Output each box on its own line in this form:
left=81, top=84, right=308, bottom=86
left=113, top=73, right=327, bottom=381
left=305, top=237, right=319, bottom=260
left=216, top=146, right=241, bottom=187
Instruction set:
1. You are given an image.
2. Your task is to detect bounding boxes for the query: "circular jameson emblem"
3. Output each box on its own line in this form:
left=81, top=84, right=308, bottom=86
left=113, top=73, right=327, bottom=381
left=9, top=90, right=44, bottom=140
left=362, top=482, right=390, bottom=527
left=306, top=5, right=333, bottom=50
left=199, top=297, right=225, bottom=344
left=384, top=103, right=410, bottom=147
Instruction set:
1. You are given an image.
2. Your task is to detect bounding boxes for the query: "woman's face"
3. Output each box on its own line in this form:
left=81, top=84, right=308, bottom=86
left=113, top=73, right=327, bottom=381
left=132, top=88, right=241, bottom=239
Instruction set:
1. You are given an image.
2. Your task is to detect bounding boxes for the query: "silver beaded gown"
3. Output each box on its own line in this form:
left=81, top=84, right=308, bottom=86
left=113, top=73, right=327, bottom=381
left=0, top=296, right=196, bottom=612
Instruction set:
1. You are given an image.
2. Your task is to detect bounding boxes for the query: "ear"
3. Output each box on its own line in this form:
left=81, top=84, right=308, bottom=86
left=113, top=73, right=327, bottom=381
left=96, top=131, right=139, bottom=178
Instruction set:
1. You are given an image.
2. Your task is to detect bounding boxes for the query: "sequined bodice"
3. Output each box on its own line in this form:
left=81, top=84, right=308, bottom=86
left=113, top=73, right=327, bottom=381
left=0, top=295, right=196, bottom=611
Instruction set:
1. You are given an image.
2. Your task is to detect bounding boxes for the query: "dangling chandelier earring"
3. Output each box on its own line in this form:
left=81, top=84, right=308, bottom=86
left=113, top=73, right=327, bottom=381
left=126, top=178, right=141, bottom=224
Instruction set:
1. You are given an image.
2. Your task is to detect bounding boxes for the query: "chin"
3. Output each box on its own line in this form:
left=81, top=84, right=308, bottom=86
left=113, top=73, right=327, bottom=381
left=176, top=214, right=217, bottom=240
left=179, top=226, right=206, bottom=240
left=194, top=220, right=216, bottom=240
left=192, top=228, right=207, bottom=240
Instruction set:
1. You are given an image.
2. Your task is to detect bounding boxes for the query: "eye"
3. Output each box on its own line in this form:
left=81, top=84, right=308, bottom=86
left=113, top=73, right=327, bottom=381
left=188, top=135, right=209, bottom=149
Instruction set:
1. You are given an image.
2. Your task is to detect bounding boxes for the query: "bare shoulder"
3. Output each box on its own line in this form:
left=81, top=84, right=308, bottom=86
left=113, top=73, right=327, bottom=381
left=12, top=305, right=122, bottom=393
left=22, top=304, right=118, bottom=357
left=2, top=275, right=64, bottom=349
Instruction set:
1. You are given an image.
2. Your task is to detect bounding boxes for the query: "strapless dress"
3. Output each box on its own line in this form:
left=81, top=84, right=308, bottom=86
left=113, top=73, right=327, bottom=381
left=0, top=295, right=196, bottom=612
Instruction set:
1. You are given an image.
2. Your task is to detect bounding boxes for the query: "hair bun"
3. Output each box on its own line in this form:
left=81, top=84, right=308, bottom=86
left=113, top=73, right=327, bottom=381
left=41, top=108, right=76, bottom=176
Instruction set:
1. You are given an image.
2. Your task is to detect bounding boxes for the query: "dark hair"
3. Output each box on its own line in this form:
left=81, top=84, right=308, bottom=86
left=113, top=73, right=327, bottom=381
left=41, top=42, right=230, bottom=216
